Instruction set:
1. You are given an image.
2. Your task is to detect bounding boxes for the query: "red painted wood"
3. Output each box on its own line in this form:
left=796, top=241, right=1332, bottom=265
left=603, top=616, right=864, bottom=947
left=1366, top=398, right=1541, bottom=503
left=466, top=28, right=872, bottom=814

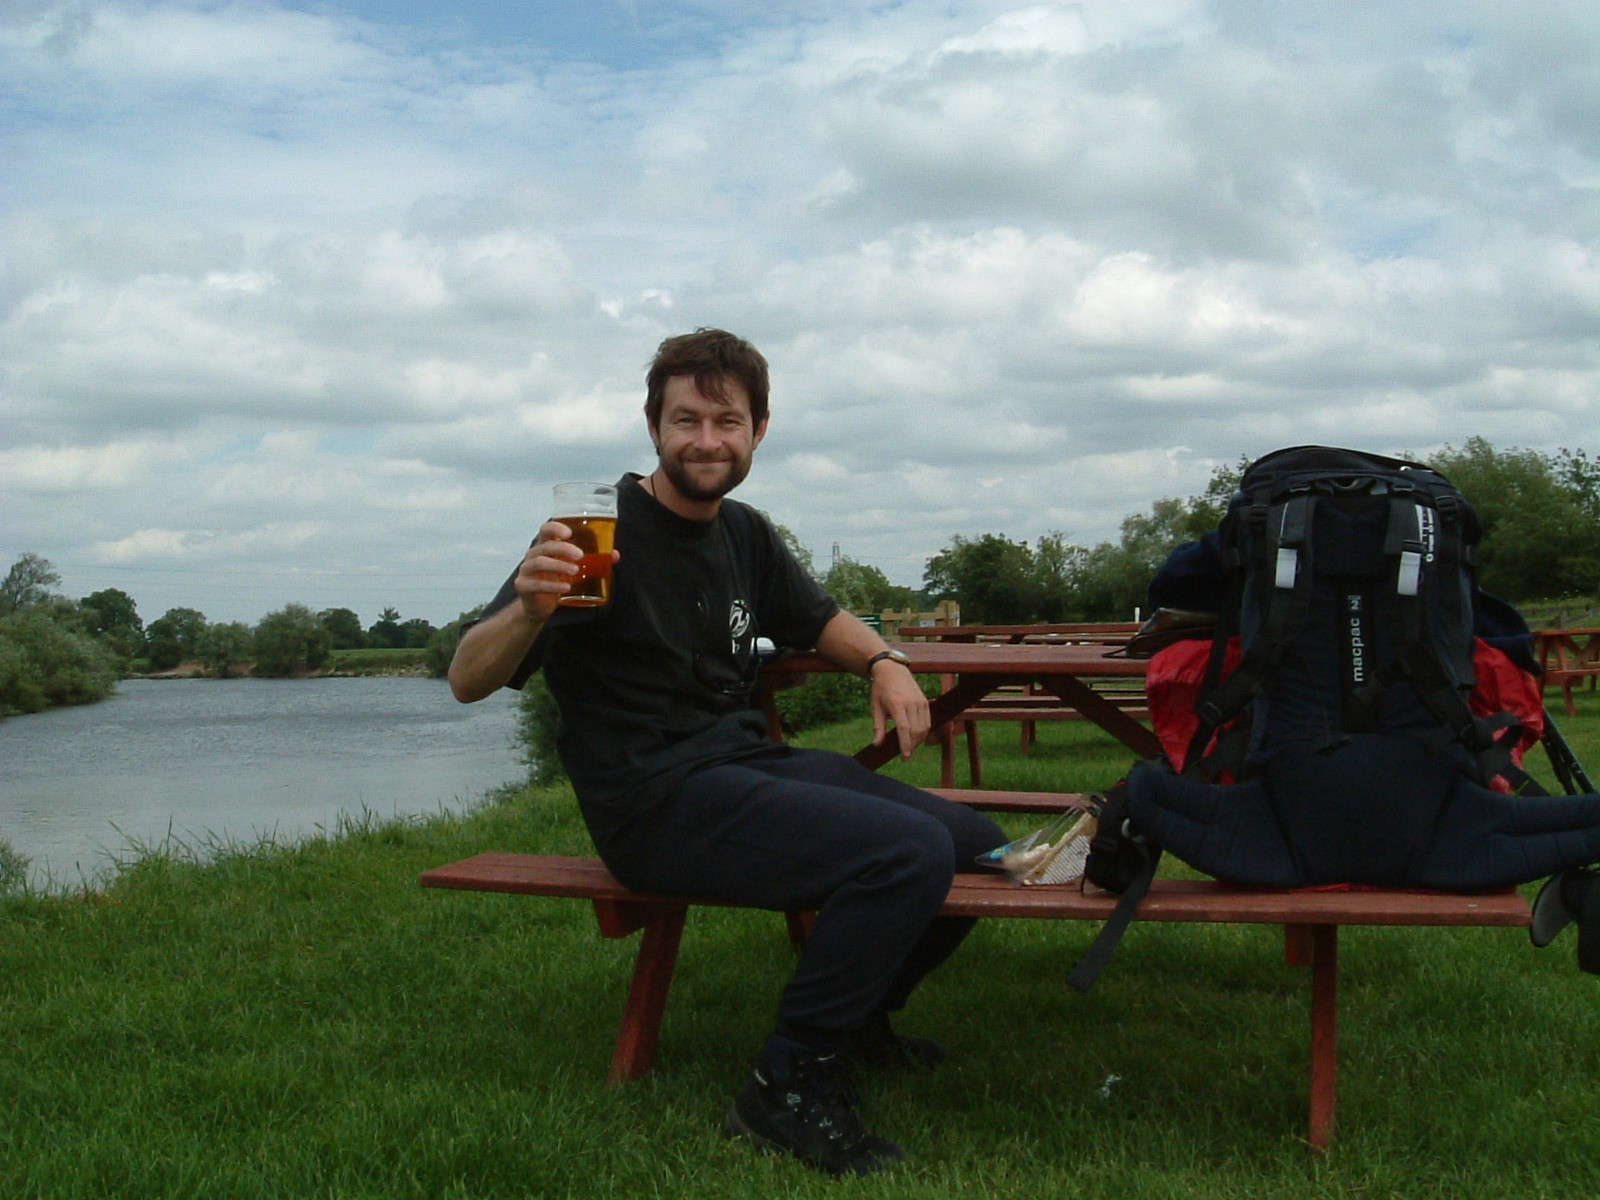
left=898, top=622, right=1141, bottom=644
left=1038, top=676, right=1161, bottom=759
left=772, top=642, right=1156, bottom=775
left=925, top=788, right=1085, bottom=814
left=608, top=907, right=686, bottom=1083
left=1284, top=923, right=1313, bottom=967
left=937, top=875, right=1531, bottom=926
left=784, top=911, right=814, bottom=945
left=1307, top=925, right=1339, bottom=1153
left=781, top=641, right=1150, bottom=679
left=592, top=897, right=685, bottom=939
left=421, top=855, right=1531, bottom=929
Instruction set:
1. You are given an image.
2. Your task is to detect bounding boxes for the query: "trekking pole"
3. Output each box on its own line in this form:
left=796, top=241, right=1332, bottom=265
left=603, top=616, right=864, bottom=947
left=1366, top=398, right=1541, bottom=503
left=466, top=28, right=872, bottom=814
left=1542, top=710, right=1596, bottom=795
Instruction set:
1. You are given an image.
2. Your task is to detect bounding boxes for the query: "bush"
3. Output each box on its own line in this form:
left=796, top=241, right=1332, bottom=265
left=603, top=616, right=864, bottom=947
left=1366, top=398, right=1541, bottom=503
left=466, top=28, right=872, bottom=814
left=0, top=835, right=30, bottom=894
left=251, top=603, right=333, bottom=677
left=770, top=670, right=872, bottom=734
left=426, top=612, right=477, bottom=679
left=144, top=607, right=208, bottom=669
left=0, top=607, right=119, bottom=717
left=199, top=621, right=254, bottom=678
left=517, top=673, right=565, bottom=784
left=0, top=637, right=44, bottom=715
left=327, top=648, right=429, bottom=675
left=145, top=635, right=187, bottom=671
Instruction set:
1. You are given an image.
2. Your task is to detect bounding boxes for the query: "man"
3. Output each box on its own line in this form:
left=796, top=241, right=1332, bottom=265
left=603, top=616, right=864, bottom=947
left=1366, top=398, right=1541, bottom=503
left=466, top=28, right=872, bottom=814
left=450, top=328, right=1003, bottom=1176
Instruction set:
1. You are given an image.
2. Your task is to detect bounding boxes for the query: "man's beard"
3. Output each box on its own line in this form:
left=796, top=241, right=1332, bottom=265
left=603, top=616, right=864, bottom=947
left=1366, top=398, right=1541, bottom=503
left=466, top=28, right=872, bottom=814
left=659, top=450, right=752, bottom=501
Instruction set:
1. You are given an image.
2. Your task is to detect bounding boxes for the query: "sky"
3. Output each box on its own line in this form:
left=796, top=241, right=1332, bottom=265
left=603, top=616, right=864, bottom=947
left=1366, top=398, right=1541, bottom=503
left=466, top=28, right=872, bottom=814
left=3, top=0, right=1599, bottom=627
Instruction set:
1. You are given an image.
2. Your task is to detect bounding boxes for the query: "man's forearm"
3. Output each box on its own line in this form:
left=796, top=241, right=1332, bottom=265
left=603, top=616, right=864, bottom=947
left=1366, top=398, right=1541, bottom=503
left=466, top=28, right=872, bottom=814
left=813, top=609, right=927, bottom=759
left=448, top=603, right=544, bottom=703
left=812, top=610, right=890, bottom=675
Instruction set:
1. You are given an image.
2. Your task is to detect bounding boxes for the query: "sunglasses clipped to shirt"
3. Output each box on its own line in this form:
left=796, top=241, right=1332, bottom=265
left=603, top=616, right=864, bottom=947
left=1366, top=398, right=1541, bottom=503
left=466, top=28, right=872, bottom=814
left=692, top=594, right=763, bottom=697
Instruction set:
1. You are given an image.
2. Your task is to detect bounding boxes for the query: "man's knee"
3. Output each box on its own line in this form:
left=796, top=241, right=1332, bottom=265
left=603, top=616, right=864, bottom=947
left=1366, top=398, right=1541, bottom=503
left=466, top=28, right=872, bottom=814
left=858, top=815, right=956, bottom=904
left=950, top=808, right=1006, bottom=866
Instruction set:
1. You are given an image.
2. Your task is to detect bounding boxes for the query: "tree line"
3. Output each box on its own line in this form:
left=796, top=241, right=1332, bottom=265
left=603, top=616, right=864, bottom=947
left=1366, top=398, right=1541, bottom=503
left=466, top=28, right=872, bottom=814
left=0, top=552, right=466, bottom=718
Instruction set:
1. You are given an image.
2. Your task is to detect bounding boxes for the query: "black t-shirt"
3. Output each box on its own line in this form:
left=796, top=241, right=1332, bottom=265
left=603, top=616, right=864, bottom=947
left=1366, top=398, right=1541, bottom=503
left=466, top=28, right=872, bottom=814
left=474, top=473, right=839, bottom=877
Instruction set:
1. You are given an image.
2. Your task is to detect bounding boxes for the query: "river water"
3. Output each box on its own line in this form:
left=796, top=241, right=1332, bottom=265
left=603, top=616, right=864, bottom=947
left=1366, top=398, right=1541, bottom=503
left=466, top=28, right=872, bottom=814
left=0, top=677, right=525, bottom=888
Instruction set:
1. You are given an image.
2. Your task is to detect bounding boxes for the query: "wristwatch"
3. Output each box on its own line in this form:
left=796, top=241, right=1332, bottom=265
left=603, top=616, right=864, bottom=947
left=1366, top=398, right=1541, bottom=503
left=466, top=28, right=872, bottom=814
left=866, top=648, right=912, bottom=674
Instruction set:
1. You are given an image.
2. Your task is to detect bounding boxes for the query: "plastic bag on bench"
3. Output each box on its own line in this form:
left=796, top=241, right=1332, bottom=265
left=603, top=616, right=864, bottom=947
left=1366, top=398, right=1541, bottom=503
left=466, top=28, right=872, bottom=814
left=978, top=807, right=1100, bottom=886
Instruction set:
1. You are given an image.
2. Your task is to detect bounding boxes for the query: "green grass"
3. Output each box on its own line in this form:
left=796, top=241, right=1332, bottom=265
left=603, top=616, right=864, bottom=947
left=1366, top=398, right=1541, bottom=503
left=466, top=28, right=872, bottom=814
left=3, top=693, right=1600, bottom=1197
left=325, top=648, right=431, bottom=676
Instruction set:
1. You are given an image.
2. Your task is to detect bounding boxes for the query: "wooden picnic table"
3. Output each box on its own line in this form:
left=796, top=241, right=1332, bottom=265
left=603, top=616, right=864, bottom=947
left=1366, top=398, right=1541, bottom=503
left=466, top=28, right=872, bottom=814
left=421, top=633, right=1535, bottom=1154
left=1534, top=627, right=1600, bottom=718
left=419, top=852, right=1529, bottom=1153
left=893, top=631, right=1146, bottom=775
left=763, top=641, right=1160, bottom=772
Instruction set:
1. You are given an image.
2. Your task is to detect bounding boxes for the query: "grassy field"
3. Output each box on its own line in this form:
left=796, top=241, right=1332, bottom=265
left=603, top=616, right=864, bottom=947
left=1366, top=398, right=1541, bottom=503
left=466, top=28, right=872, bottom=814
left=2, top=689, right=1598, bottom=1198
left=325, top=648, right=432, bottom=676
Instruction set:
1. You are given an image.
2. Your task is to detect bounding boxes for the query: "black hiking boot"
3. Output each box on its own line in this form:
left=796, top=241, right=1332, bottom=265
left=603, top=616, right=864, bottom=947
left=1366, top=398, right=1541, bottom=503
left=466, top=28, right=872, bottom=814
left=723, top=1050, right=903, bottom=1176
left=1531, top=866, right=1600, bottom=975
left=1531, top=867, right=1596, bottom=947
left=847, top=1011, right=946, bottom=1071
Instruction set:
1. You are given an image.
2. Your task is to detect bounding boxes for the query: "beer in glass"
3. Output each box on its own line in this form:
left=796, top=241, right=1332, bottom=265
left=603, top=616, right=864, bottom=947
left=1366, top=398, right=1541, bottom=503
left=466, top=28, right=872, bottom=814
left=552, top=482, right=617, bottom=607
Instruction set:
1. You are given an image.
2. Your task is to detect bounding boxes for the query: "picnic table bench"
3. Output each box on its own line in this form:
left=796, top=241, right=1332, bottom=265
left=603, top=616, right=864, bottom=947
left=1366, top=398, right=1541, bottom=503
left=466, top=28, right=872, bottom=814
left=888, top=628, right=1151, bottom=786
left=1535, top=627, right=1600, bottom=718
left=420, top=788, right=1531, bottom=1153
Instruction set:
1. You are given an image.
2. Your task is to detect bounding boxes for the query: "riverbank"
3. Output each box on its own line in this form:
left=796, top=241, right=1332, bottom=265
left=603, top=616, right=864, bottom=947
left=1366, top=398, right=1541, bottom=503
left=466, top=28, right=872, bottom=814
left=4, top=709, right=1599, bottom=1198
left=132, top=648, right=437, bottom=681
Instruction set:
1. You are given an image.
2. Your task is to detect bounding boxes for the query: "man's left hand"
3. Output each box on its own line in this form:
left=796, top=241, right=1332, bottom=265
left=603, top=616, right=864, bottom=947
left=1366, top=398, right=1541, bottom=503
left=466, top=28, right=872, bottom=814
left=871, top=662, right=930, bottom=761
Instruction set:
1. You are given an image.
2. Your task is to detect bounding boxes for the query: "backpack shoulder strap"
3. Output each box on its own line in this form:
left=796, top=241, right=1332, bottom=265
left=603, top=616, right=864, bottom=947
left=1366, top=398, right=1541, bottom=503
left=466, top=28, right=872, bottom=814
left=1381, top=493, right=1542, bottom=789
left=1066, top=849, right=1160, bottom=992
left=1183, top=490, right=1317, bottom=777
left=1067, top=785, right=1162, bottom=991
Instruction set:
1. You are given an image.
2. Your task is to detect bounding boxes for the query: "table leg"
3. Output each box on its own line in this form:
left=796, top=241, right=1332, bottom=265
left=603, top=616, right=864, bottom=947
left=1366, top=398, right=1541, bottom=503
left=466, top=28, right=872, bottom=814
left=1284, top=923, right=1312, bottom=966
left=1039, top=676, right=1161, bottom=759
left=1306, top=924, right=1339, bottom=1153
left=858, top=675, right=1002, bottom=771
left=606, top=906, right=687, bottom=1083
left=937, top=671, right=957, bottom=787
left=785, top=910, right=815, bottom=945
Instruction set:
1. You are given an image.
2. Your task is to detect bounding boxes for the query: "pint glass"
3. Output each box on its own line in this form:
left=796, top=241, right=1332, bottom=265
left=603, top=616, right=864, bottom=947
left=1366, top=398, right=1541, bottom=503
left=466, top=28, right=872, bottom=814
left=552, top=482, right=618, bottom=606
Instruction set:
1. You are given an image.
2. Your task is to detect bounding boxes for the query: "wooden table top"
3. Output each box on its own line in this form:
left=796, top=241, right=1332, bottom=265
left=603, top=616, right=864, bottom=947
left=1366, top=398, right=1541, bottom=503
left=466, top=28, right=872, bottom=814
left=897, top=622, right=1139, bottom=644
left=775, top=640, right=1148, bottom=678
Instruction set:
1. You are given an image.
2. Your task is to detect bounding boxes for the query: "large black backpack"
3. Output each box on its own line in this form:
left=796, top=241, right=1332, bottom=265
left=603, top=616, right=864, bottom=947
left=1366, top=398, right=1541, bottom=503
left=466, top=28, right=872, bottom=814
left=1181, top=444, right=1525, bottom=799
left=1069, top=446, right=1600, bottom=990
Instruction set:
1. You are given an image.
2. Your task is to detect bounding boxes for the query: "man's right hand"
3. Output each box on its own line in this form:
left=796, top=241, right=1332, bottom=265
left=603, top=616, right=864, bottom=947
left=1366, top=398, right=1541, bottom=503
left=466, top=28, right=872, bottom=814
left=515, top=520, right=592, bottom=622
left=449, top=522, right=620, bottom=703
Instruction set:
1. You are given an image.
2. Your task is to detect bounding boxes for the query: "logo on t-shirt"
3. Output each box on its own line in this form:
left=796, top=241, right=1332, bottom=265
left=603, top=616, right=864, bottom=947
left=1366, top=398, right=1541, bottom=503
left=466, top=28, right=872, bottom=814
left=728, top=599, right=752, bottom=644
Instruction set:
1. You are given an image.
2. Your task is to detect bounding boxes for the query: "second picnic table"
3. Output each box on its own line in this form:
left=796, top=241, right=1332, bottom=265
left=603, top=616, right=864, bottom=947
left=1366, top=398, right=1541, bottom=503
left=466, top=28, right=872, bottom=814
left=760, top=639, right=1160, bottom=785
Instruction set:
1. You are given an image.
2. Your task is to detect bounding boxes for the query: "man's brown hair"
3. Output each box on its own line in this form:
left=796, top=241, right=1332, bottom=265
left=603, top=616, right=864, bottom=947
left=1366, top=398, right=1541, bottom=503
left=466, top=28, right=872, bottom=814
left=645, top=328, right=770, bottom=431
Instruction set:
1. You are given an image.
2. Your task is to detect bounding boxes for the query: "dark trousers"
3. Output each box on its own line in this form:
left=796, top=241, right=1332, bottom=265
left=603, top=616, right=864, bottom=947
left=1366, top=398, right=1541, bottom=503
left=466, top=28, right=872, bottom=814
left=631, top=746, right=1006, bottom=1053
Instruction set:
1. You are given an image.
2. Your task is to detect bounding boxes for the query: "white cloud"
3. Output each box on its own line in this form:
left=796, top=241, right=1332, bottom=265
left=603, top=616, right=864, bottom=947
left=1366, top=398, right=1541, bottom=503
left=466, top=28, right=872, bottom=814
left=0, top=436, right=203, bottom=491
left=94, top=522, right=326, bottom=564
left=3, top=0, right=1598, bottom=616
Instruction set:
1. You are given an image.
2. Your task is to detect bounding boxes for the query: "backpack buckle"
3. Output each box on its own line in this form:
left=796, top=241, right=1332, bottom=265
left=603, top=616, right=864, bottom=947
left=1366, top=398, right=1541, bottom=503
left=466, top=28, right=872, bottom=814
left=1275, top=547, right=1299, bottom=589
left=1397, top=549, right=1422, bottom=596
